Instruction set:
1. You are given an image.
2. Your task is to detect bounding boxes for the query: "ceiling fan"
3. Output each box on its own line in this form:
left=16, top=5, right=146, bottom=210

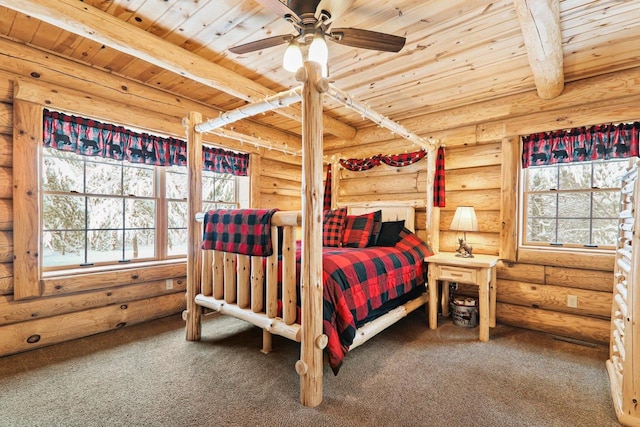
left=228, top=0, right=406, bottom=55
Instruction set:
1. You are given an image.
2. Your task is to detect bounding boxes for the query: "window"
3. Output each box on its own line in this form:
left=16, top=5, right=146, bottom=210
left=521, top=158, right=628, bottom=249
left=12, top=103, right=252, bottom=299
left=42, top=148, right=247, bottom=270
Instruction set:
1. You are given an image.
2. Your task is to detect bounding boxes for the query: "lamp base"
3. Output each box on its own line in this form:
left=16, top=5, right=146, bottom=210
left=455, top=252, right=474, bottom=258
left=454, top=233, right=474, bottom=258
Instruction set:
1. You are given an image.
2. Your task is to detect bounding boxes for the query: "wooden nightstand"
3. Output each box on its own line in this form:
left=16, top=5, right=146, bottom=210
left=425, top=252, right=499, bottom=341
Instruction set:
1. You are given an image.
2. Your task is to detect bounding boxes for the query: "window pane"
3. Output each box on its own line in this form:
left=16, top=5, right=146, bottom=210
left=167, top=168, right=187, bottom=200
left=124, top=164, right=154, bottom=197
left=215, top=178, right=235, bottom=202
left=87, top=230, right=123, bottom=264
left=592, top=219, right=618, bottom=246
left=527, top=218, right=556, bottom=243
left=168, top=201, right=187, bottom=228
left=203, top=202, right=217, bottom=213
left=593, top=160, right=627, bottom=189
left=125, top=229, right=155, bottom=259
left=86, top=161, right=122, bottom=195
left=527, top=166, right=557, bottom=191
left=558, top=163, right=590, bottom=191
left=557, top=218, right=590, bottom=245
left=592, top=191, right=621, bottom=218
left=43, top=230, right=85, bottom=267
left=202, top=176, right=216, bottom=201
left=87, top=197, right=123, bottom=230
left=527, top=193, right=556, bottom=217
left=558, top=193, right=590, bottom=219
left=43, top=154, right=84, bottom=192
left=167, top=228, right=187, bottom=256
left=43, top=195, right=85, bottom=231
left=126, top=199, right=155, bottom=229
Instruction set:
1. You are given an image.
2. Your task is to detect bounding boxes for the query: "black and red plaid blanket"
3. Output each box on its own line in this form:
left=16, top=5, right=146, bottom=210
left=282, top=228, right=432, bottom=374
left=202, top=208, right=278, bottom=256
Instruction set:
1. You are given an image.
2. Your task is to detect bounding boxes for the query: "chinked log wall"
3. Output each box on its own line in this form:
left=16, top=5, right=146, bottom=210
left=0, top=37, right=299, bottom=357
left=326, top=66, right=640, bottom=345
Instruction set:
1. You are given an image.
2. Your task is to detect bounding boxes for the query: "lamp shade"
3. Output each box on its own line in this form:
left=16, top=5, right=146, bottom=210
left=450, top=206, right=479, bottom=232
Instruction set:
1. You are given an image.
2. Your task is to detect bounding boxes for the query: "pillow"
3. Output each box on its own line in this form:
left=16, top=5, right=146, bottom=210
left=322, top=207, right=347, bottom=247
left=342, top=211, right=376, bottom=248
left=367, top=210, right=383, bottom=247
left=376, top=220, right=405, bottom=247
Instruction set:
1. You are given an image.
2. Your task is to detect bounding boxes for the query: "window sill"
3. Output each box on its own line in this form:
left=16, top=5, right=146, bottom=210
left=41, top=259, right=187, bottom=296
left=42, top=258, right=187, bottom=279
left=517, top=247, right=614, bottom=271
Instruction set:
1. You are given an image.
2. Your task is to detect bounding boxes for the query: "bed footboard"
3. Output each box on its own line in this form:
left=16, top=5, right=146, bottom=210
left=187, top=211, right=303, bottom=350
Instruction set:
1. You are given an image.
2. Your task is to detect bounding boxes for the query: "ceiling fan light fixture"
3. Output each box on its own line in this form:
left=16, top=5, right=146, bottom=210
left=282, top=40, right=303, bottom=72
left=308, top=31, right=328, bottom=67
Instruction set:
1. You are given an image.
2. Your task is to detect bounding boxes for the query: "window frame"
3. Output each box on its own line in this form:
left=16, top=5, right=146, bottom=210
left=40, top=146, right=242, bottom=272
left=12, top=101, right=247, bottom=300
left=519, top=157, right=627, bottom=253
left=41, top=148, right=159, bottom=270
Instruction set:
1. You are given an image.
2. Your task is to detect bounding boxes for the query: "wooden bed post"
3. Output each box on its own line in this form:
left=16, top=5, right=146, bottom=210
left=184, top=111, right=203, bottom=341
left=295, top=61, right=326, bottom=407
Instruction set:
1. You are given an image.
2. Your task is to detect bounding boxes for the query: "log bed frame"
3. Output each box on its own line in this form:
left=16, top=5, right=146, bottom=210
left=183, top=62, right=439, bottom=407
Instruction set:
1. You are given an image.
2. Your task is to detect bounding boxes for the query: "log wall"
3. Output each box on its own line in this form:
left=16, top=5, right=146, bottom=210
left=325, top=66, right=640, bottom=345
left=0, top=37, right=299, bottom=357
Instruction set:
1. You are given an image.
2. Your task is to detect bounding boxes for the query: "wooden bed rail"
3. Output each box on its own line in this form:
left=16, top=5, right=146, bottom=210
left=193, top=211, right=304, bottom=350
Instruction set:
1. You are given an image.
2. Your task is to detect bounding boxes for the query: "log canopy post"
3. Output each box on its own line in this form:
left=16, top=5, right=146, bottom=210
left=185, top=111, right=203, bottom=341
left=297, top=61, right=325, bottom=407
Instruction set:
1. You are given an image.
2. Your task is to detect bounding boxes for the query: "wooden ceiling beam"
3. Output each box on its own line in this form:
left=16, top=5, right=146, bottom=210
left=0, top=0, right=356, bottom=139
left=513, top=0, right=564, bottom=99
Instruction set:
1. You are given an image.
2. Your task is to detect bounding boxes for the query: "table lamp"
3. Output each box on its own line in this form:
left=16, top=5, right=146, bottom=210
left=450, top=206, right=478, bottom=257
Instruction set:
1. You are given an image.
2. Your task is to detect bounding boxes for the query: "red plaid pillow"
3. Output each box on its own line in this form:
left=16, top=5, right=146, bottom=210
left=323, top=207, right=347, bottom=247
left=342, top=211, right=376, bottom=248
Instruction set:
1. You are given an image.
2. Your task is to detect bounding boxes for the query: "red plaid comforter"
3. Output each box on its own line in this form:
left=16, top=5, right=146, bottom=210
left=292, top=229, right=432, bottom=374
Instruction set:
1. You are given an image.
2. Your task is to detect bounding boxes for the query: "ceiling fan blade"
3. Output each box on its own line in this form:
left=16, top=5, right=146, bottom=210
left=228, top=34, right=292, bottom=54
left=256, top=0, right=300, bottom=22
left=330, top=28, right=406, bottom=52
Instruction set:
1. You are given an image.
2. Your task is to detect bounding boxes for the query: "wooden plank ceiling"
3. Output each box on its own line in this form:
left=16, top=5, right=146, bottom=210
left=1, top=0, right=639, bottom=145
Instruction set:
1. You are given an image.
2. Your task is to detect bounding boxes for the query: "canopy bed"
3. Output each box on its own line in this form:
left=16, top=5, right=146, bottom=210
left=183, top=62, right=439, bottom=407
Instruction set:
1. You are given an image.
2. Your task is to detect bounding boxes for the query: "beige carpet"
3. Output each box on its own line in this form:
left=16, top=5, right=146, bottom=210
left=0, top=310, right=619, bottom=426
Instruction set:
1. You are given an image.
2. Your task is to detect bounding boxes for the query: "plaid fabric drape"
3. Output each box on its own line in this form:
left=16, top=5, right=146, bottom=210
left=522, top=122, right=640, bottom=168
left=323, top=164, right=332, bottom=211
left=434, top=146, right=446, bottom=207
left=43, top=109, right=249, bottom=176
left=339, top=149, right=427, bottom=171
left=338, top=148, right=445, bottom=207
